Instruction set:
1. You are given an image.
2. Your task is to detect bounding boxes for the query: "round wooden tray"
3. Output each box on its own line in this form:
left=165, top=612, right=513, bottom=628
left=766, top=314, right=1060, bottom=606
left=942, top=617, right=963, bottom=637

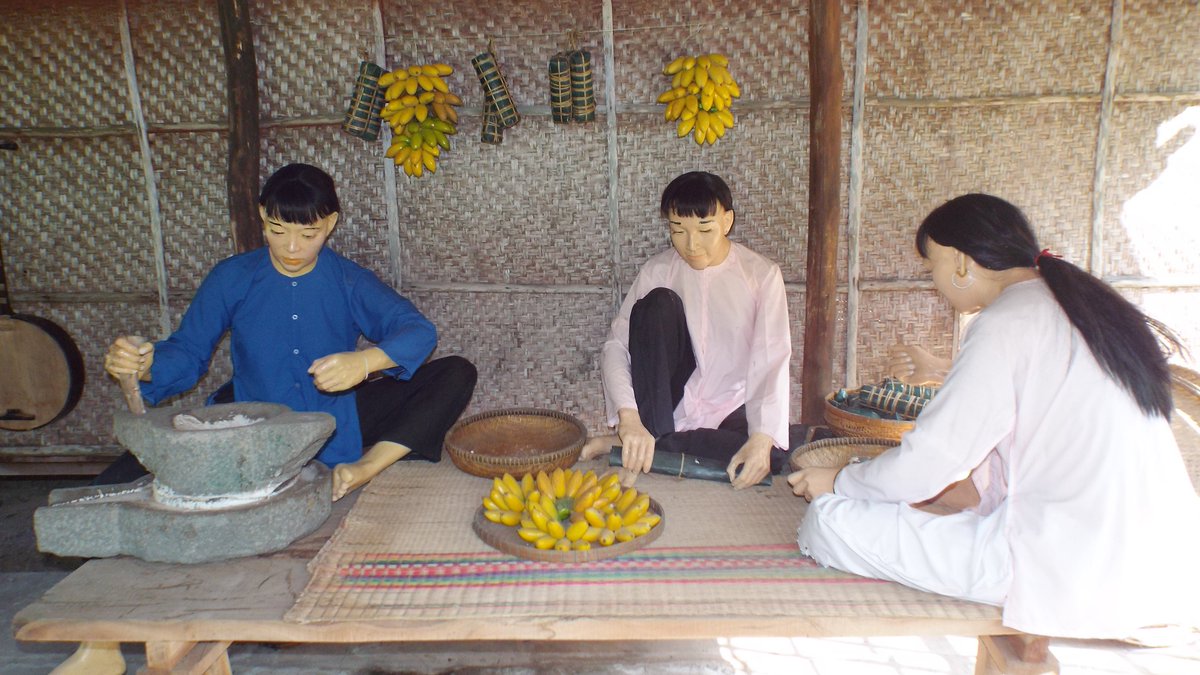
left=472, top=499, right=665, bottom=563
left=445, top=407, right=586, bottom=479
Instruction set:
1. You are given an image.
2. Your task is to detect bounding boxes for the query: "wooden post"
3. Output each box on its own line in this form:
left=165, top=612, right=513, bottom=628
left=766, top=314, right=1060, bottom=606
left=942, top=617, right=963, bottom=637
left=217, top=0, right=262, bottom=253
left=802, top=0, right=844, bottom=423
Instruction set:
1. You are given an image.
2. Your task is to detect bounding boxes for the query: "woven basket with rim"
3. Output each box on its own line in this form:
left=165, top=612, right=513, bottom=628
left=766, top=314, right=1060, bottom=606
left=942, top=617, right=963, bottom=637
left=444, top=407, right=586, bottom=478
left=789, top=437, right=896, bottom=472
left=824, top=391, right=915, bottom=442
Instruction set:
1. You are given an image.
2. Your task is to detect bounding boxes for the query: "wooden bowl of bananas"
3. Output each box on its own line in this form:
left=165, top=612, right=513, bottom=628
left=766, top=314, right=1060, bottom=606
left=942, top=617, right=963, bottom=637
left=472, top=467, right=664, bottom=563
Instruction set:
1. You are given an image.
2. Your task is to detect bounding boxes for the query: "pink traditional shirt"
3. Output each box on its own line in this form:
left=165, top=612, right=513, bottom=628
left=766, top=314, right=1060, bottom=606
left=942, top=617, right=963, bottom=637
left=600, top=242, right=791, bottom=449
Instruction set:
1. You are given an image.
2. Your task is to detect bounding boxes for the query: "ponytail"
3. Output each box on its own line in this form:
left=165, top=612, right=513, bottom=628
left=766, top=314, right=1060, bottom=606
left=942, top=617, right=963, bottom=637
left=1036, top=256, right=1178, bottom=418
left=918, top=194, right=1179, bottom=418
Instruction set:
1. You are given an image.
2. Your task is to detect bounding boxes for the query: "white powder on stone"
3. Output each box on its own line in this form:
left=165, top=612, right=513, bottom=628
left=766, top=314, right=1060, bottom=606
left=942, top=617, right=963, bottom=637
left=172, top=413, right=262, bottom=430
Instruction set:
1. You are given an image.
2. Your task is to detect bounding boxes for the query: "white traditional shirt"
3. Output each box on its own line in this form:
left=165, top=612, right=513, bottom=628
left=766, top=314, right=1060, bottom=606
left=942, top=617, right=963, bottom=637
left=601, top=242, right=791, bottom=449
left=835, top=278, right=1200, bottom=638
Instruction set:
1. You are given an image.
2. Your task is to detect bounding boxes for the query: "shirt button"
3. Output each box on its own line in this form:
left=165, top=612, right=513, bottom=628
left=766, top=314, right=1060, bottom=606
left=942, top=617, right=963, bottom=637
left=291, top=281, right=298, bottom=287
left=292, top=348, right=300, bottom=355
left=292, top=314, right=298, bottom=320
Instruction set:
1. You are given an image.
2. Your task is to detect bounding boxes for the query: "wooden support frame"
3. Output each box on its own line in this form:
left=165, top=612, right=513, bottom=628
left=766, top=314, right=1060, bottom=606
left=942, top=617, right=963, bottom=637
left=801, top=0, right=844, bottom=423
left=141, top=640, right=232, bottom=675
left=217, top=0, right=262, bottom=253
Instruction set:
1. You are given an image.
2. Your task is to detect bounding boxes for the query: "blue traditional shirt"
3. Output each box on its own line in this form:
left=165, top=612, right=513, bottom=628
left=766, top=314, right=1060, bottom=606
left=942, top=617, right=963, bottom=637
left=140, top=247, right=437, bottom=466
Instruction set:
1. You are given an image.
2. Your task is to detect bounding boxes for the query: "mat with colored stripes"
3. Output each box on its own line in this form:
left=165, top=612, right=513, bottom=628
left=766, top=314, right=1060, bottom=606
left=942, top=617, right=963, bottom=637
left=286, top=459, right=1001, bottom=624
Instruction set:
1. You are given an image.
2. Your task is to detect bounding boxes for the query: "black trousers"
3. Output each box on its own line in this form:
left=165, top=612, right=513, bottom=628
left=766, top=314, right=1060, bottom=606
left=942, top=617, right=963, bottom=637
left=628, top=288, right=784, bottom=474
left=94, top=355, right=477, bottom=485
left=355, top=354, right=477, bottom=462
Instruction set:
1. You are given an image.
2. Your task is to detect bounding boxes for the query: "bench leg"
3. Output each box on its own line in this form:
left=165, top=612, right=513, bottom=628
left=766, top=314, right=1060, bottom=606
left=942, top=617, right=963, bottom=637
left=139, top=640, right=232, bottom=675
left=49, top=641, right=125, bottom=675
left=975, top=634, right=1059, bottom=675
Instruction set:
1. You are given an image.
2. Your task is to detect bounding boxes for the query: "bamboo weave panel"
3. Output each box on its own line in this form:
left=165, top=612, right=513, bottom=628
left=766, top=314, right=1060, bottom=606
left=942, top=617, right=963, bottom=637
left=859, top=105, right=1096, bottom=281
left=251, top=0, right=379, bottom=122
left=1116, top=0, right=1200, bottom=93
left=126, top=0, right=227, bottom=126
left=0, top=136, right=157, bottom=294
left=867, top=0, right=1109, bottom=99
left=0, top=0, right=130, bottom=129
left=395, top=117, right=611, bottom=287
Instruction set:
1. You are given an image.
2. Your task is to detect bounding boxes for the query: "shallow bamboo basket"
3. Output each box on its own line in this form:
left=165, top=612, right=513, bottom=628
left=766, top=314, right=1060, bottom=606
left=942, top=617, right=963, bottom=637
left=824, top=391, right=915, bottom=442
left=444, top=407, right=586, bottom=478
left=789, top=437, right=896, bottom=472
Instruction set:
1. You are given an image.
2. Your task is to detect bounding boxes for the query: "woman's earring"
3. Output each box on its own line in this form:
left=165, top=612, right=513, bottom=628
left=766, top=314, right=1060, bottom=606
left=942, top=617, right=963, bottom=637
left=951, top=272, right=974, bottom=290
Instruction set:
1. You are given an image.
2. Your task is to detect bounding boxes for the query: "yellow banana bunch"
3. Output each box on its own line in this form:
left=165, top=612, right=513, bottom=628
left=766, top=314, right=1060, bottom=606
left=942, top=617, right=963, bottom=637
left=385, top=117, right=457, bottom=177
left=482, top=468, right=661, bottom=552
left=659, top=53, right=741, bottom=146
left=379, top=63, right=461, bottom=176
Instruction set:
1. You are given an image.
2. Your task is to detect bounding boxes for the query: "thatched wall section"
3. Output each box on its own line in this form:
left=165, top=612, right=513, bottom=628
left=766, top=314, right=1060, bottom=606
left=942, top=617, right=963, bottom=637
left=1, top=0, right=1197, bottom=459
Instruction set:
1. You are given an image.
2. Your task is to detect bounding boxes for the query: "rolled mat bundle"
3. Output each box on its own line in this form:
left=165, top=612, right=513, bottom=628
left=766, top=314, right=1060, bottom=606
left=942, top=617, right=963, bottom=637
left=548, top=52, right=573, bottom=124
left=569, top=49, right=596, bottom=122
left=480, top=108, right=503, bottom=144
left=607, top=446, right=771, bottom=486
left=835, top=378, right=939, bottom=421
left=341, top=61, right=386, bottom=141
left=472, top=50, right=520, bottom=130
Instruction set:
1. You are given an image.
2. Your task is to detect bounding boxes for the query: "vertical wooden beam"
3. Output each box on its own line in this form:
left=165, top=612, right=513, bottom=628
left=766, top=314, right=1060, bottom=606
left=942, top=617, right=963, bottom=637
left=217, top=0, right=261, bottom=253
left=802, top=0, right=844, bottom=423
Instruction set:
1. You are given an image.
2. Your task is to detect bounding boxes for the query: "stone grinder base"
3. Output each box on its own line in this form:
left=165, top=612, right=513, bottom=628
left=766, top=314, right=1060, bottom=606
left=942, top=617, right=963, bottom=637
left=33, top=462, right=332, bottom=564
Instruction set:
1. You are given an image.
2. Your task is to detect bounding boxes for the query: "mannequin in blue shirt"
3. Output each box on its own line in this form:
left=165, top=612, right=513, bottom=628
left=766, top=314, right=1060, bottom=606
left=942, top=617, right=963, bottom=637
left=103, top=163, right=476, bottom=502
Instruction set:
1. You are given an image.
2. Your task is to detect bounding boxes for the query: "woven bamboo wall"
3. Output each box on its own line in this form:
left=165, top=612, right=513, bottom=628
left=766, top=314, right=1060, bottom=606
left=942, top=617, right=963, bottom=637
left=1, top=0, right=1198, bottom=459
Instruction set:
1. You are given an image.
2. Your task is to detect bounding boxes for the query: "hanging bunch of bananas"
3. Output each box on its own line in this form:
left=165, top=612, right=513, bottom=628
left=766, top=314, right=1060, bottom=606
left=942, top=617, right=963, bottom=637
left=657, top=53, right=741, bottom=146
left=378, top=63, right=462, bottom=177
left=482, top=468, right=661, bottom=552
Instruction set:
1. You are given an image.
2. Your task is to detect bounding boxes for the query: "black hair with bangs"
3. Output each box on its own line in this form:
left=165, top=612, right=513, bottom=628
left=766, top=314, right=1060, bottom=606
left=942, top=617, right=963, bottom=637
left=660, top=171, right=733, bottom=219
left=916, top=193, right=1180, bottom=419
left=258, top=163, right=341, bottom=225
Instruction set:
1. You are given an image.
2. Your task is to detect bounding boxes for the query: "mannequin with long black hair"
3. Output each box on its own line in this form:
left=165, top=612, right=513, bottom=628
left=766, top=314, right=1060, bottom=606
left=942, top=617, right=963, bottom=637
left=790, top=194, right=1199, bottom=640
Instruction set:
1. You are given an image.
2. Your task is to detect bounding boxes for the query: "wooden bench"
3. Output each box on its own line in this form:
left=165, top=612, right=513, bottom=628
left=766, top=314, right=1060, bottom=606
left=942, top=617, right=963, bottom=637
left=13, top=461, right=1059, bottom=675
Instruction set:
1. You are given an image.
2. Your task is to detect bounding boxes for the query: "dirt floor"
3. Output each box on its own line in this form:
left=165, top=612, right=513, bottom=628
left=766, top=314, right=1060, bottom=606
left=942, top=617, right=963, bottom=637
left=2, top=475, right=1198, bottom=675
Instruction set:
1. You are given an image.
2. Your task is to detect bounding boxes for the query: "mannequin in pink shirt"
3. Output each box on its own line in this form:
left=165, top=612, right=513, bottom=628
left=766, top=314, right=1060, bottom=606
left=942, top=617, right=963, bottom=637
left=582, top=172, right=791, bottom=489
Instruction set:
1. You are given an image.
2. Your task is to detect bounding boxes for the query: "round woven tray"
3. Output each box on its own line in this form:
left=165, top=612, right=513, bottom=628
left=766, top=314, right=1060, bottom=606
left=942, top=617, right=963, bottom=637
left=788, top=437, right=896, bottom=472
left=824, top=391, right=915, bottom=442
left=472, top=499, right=664, bottom=563
left=444, top=407, right=586, bottom=478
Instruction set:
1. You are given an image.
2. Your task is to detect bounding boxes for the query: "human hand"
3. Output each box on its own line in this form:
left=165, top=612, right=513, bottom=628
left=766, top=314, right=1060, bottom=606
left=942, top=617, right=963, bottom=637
left=886, top=343, right=950, bottom=385
left=616, top=409, right=656, bottom=473
left=787, top=467, right=839, bottom=502
left=105, top=335, right=153, bottom=381
left=309, top=351, right=371, bottom=392
left=727, top=433, right=774, bottom=489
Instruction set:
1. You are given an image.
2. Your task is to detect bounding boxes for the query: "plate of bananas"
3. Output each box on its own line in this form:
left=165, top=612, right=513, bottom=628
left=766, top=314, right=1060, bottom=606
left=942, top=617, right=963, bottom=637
left=473, top=467, right=665, bottom=563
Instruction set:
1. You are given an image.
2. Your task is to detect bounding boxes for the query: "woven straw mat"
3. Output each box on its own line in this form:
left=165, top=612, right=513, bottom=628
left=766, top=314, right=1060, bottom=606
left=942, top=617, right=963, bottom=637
left=286, top=457, right=1001, bottom=624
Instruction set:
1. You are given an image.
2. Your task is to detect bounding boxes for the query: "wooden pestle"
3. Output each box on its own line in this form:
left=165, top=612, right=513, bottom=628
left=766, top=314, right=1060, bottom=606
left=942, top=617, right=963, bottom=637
left=117, top=336, right=147, bottom=415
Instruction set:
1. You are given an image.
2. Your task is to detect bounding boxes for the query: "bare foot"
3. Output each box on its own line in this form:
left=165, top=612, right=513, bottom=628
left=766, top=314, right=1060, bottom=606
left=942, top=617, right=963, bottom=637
left=51, top=642, right=125, bottom=675
left=580, top=434, right=619, bottom=461
left=331, top=463, right=373, bottom=501
left=331, top=441, right=412, bottom=501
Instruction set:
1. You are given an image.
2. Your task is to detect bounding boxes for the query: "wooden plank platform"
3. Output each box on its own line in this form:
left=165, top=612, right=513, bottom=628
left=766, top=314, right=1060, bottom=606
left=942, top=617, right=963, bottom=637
left=12, top=465, right=1054, bottom=674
